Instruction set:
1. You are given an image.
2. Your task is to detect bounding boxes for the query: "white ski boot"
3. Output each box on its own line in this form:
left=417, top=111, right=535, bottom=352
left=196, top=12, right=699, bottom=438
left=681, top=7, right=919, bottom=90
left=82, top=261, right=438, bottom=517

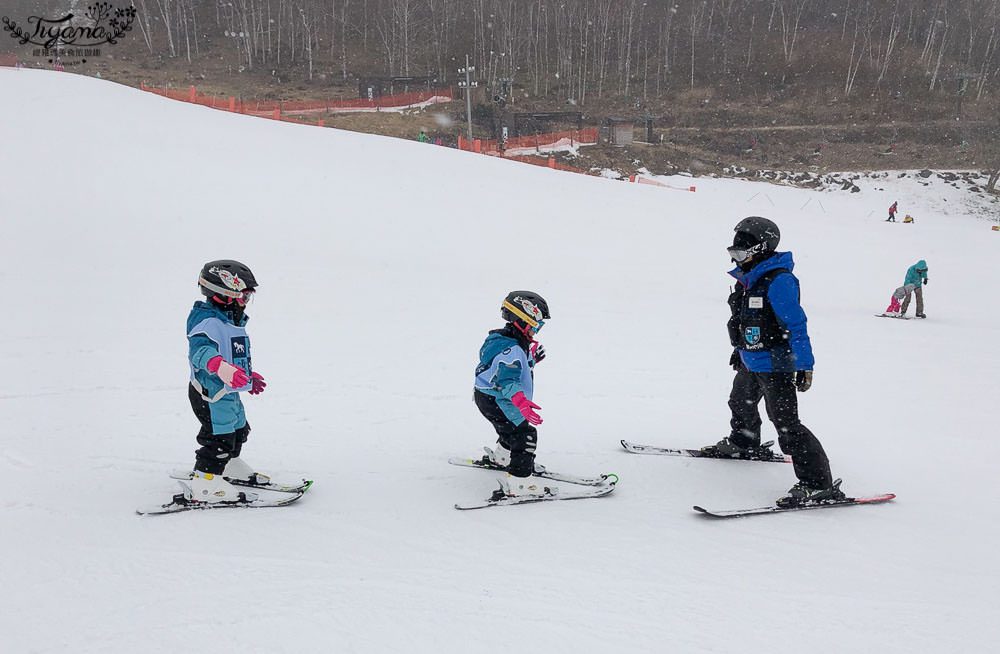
left=185, top=471, right=257, bottom=503
left=223, top=457, right=270, bottom=485
left=483, top=445, right=512, bottom=468
left=499, top=473, right=557, bottom=498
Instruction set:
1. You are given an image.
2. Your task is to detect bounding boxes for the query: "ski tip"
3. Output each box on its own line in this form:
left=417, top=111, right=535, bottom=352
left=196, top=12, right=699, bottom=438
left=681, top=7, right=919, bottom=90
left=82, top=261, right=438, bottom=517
left=602, top=473, right=620, bottom=486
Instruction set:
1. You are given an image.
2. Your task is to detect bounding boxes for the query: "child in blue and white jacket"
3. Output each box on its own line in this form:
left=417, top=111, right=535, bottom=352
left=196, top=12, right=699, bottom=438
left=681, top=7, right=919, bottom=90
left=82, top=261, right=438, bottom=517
left=474, top=291, right=551, bottom=498
left=185, top=260, right=267, bottom=503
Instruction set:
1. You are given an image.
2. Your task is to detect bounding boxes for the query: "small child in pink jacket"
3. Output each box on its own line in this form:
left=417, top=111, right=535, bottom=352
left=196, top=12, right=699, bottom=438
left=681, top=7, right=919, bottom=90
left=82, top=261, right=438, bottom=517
left=884, top=283, right=916, bottom=316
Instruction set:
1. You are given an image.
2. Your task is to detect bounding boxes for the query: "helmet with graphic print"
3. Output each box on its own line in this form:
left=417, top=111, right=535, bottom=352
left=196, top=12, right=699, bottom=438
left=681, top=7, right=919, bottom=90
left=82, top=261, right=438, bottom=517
left=198, top=260, right=258, bottom=301
left=729, top=216, right=781, bottom=263
left=501, top=290, right=550, bottom=335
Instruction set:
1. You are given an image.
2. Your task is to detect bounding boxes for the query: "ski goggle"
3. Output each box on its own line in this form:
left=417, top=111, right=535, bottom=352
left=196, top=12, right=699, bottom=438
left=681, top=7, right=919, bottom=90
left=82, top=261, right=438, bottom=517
left=531, top=320, right=545, bottom=334
left=727, top=242, right=767, bottom=262
left=214, top=289, right=255, bottom=306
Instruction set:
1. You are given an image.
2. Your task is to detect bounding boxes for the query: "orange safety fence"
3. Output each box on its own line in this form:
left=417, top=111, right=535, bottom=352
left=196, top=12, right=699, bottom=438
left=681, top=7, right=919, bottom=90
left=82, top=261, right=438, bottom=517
left=139, top=82, right=452, bottom=116
left=456, top=128, right=598, bottom=156
left=0, top=53, right=18, bottom=67
left=454, top=128, right=599, bottom=177
left=629, top=173, right=696, bottom=192
left=137, top=80, right=601, bottom=178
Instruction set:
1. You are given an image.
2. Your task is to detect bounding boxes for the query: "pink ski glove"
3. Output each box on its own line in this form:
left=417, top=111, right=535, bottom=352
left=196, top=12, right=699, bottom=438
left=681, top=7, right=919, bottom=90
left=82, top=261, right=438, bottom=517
left=511, top=391, right=543, bottom=425
left=206, top=355, right=250, bottom=389
left=249, top=372, right=267, bottom=395
left=530, top=341, right=546, bottom=364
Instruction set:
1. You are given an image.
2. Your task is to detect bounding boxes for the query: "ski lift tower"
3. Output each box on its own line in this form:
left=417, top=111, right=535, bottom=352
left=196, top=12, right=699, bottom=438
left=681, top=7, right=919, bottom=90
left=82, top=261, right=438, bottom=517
left=457, top=55, right=478, bottom=140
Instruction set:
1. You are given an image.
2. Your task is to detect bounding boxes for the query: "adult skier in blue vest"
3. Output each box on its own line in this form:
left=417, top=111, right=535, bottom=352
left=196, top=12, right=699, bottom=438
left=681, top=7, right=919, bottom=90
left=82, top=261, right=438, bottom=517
left=474, top=291, right=551, bottom=498
left=702, top=217, right=844, bottom=507
left=184, top=260, right=268, bottom=503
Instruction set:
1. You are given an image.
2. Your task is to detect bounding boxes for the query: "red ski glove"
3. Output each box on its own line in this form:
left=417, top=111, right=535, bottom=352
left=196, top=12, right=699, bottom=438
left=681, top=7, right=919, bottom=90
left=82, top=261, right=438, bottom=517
left=249, top=372, right=267, bottom=395
left=206, top=355, right=250, bottom=389
left=530, top=341, right=546, bottom=364
left=511, top=391, right=543, bottom=425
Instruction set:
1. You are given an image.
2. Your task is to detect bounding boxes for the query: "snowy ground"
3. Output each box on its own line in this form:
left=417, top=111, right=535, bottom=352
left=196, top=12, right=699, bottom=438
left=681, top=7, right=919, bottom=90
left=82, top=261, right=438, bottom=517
left=1, top=69, right=998, bottom=653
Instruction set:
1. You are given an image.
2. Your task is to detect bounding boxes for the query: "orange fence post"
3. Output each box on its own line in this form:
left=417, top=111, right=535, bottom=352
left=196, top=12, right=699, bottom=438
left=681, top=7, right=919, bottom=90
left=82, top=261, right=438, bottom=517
left=273, top=109, right=280, bottom=120
left=318, top=119, right=324, bottom=127
left=189, top=86, right=196, bottom=102
left=474, top=139, right=482, bottom=153
left=458, top=135, right=464, bottom=150
left=228, top=97, right=236, bottom=112
left=140, top=80, right=146, bottom=91
left=548, top=157, right=555, bottom=169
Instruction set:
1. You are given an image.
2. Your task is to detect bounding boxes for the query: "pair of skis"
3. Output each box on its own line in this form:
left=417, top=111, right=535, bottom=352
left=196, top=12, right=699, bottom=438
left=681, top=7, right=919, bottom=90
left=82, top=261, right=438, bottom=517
left=136, top=471, right=313, bottom=516
left=620, top=439, right=895, bottom=517
left=448, top=454, right=618, bottom=510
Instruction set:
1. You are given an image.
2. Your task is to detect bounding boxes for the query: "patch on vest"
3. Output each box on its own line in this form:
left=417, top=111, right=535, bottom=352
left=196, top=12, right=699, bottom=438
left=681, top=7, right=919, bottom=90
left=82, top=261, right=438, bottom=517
left=230, top=336, right=251, bottom=373
left=749, top=296, right=764, bottom=309
left=744, top=326, right=761, bottom=346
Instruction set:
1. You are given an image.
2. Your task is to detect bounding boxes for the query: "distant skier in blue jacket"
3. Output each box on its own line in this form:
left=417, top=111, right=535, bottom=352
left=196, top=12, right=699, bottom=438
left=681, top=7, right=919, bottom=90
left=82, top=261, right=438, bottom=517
left=702, top=217, right=844, bottom=507
left=900, top=259, right=928, bottom=318
left=185, top=260, right=268, bottom=503
left=474, top=291, right=551, bottom=498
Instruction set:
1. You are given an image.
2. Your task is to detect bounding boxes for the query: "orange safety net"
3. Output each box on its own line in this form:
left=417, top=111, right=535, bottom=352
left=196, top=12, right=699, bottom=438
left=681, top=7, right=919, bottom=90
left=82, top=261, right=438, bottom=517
left=454, top=128, right=599, bottom=176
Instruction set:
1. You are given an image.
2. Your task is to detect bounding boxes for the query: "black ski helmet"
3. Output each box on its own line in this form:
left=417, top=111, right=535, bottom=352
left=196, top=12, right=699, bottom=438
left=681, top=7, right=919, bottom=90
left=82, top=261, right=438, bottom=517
left=732, top=216, right=780, bottom=257
left=501, top=291, right=550, bottom=331
left=198, top=260, right=258, bottom=299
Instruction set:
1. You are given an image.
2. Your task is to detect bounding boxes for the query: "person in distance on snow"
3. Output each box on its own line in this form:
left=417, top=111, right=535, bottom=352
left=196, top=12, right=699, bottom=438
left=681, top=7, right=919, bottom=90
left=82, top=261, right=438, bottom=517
left=899, top=259, right=928, bottom=318
left=474, top=291, right=551, bottom=498
left=702, top=217, right=845, bottom=507
left=887, top=201, right=898, bottom=222
left=185, top=260, right=268, bottom=503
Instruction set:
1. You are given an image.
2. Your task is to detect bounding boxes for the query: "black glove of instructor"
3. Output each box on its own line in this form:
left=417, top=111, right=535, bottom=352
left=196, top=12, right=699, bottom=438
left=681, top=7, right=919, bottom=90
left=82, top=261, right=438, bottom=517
left=796, top=370, right=813, bottom=392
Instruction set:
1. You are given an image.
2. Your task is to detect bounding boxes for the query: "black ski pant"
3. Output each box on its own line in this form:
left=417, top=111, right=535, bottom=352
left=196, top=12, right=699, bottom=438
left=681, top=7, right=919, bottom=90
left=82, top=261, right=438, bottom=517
left=474, top=390, right=537, bottom=477
left=728, top=369, right=832, bottom=489
left=188, top=384, right=250, bottom=475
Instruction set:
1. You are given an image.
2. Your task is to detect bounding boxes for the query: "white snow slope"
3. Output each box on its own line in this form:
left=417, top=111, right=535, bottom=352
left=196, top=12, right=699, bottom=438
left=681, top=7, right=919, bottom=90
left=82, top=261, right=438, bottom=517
left=2, top=69, right=998, bottom=653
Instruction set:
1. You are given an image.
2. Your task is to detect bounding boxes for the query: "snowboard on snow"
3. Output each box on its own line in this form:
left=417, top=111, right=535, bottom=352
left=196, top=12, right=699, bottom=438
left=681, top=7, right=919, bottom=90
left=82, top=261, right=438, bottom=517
left=448, top=454, right=612, bottom=486
left=693, top=492, right=896, bottom=519
left=620, top=439, right=791, bottom=463
left=454, top=475, right=618, bottom=510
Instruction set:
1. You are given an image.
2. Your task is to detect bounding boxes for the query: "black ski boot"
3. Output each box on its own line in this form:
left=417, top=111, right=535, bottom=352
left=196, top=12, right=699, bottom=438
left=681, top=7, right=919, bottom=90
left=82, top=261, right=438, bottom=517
left=701, top=438, right=777, bottom=461
left=776, top=478, right=846, bottom=508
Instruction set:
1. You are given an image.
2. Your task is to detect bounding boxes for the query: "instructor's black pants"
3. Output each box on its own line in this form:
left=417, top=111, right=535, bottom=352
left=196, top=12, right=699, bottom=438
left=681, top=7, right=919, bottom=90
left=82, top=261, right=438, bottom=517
left=728, top=369, right=832, bottom=488
left=474, top=390, right=537, bottom=477
left=188, top=384, right=250, bottom=475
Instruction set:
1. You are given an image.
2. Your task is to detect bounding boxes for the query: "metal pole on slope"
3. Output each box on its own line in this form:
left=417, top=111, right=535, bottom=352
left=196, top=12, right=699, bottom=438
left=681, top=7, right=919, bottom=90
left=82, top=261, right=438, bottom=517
left=457, top=55, right=478, bottom=142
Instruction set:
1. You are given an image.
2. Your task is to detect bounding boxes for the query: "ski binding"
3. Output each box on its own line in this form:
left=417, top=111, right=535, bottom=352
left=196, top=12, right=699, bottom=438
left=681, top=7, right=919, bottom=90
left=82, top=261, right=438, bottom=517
left=455, top=474, right=618, bottom=510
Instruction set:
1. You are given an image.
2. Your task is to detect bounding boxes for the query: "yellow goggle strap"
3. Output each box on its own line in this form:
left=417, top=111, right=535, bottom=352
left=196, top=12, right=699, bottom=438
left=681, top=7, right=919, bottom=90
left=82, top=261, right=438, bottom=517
left=503, top=300, right=540, bottom=329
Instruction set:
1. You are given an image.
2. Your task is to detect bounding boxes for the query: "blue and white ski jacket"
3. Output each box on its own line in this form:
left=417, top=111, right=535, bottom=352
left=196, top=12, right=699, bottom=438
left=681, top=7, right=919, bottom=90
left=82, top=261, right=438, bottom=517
left=728, top=251, right=815, bottom=373
left=474, top=329, right=537, bottom=425
left=187, top=301, right=253, bottom=402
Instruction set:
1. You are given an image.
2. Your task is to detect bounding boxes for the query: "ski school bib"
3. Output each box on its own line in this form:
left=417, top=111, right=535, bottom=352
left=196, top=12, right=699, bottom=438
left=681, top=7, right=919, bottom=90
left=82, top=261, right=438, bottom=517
left=728, top=269, right=792, bottom=352
left=188, top=317, right=252, bottom=393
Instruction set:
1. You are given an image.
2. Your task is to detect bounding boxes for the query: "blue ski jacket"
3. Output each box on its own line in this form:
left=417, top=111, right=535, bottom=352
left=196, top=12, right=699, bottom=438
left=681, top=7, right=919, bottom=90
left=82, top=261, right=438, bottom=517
left=728, top=251, right=815, bottom=373
left=474, top=328, right=538, bottom=425
left=903, top=260, right=928, bottom=288
left=187, top=301, right=253, bottom=402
